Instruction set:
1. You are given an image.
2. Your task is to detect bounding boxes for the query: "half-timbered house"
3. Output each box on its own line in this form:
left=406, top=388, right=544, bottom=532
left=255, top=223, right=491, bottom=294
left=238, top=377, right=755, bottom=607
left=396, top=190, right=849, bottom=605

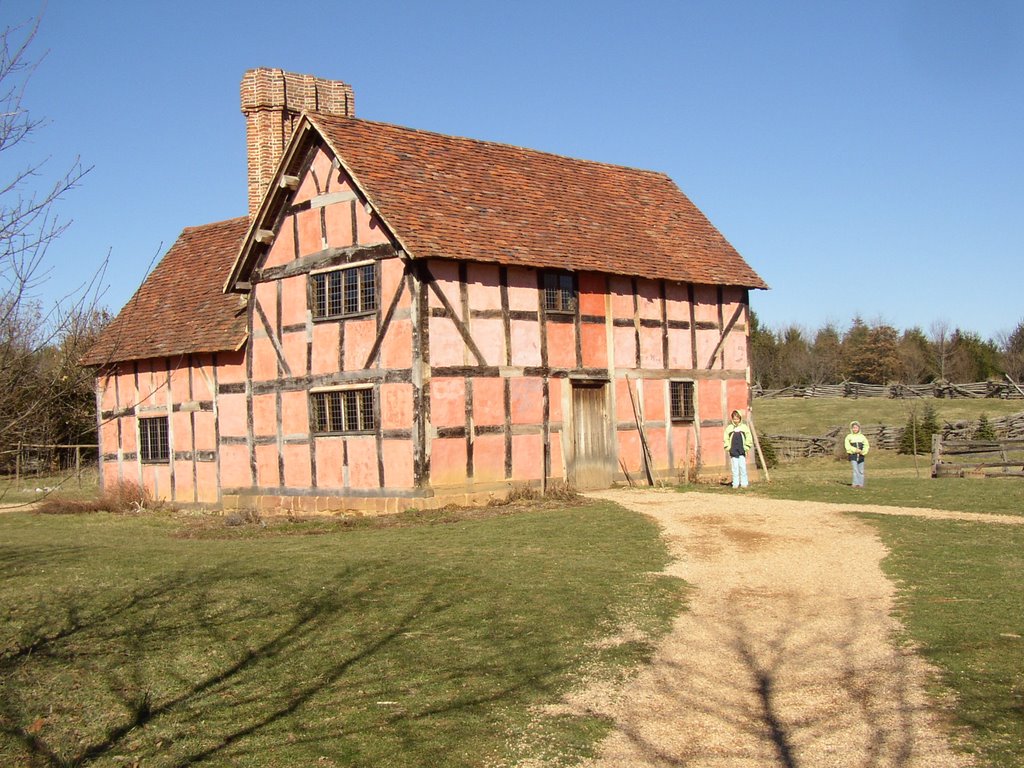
left=84, top=68, right=768, bottom=513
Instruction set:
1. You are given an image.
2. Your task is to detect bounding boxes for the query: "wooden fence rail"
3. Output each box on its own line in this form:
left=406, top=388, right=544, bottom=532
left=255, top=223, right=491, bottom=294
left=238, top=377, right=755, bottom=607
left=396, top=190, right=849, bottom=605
left=755, top=379, right=1024, bottom=400
left=931, top=434, right=1024, bottom=478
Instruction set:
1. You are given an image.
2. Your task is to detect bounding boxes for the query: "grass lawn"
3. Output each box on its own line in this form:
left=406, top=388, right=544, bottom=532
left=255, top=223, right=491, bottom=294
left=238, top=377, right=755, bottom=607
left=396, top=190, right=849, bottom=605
left=751, top=395, right=1024, bottom=436
left=868, top=515, right=1024, bottom=767
left=0, top=502, right=685, bottom=767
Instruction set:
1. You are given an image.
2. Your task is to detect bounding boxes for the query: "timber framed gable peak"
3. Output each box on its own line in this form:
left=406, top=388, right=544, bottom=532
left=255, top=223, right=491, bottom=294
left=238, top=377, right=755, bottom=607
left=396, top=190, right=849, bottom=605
left=225, top=114, right=409, bottom=294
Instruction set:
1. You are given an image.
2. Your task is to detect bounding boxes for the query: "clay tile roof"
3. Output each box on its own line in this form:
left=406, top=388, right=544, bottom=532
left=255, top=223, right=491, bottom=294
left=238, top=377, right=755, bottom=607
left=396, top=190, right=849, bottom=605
left=313, top=114, right=768, bottom=290
left=82, top=217, right=249, bottom=366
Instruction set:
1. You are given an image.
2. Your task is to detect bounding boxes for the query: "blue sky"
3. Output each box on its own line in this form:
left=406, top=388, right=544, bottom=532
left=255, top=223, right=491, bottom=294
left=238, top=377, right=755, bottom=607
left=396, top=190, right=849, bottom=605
left=7, top=0, right=1023, bottom=341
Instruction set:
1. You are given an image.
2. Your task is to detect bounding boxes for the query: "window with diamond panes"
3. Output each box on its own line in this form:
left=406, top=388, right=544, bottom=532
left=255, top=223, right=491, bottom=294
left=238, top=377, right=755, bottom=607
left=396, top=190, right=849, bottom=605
left=670, top=381, right=695, bottom=422
left=311, top=263, right=377, bottom=319
left=311, top=389, right=376, bottom=434
left=542, top=272, right=576, bottom=314
left=139, top=416, right=170, bottom=463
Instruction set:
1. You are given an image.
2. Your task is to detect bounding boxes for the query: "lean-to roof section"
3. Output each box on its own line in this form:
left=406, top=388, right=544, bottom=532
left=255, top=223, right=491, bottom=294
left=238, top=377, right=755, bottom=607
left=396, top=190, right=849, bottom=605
left=82, top=217, right=249, bottom=366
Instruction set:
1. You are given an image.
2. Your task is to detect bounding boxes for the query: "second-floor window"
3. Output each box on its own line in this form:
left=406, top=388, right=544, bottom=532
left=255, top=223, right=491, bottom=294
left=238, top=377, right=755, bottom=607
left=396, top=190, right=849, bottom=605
left=542, top=271, right=576, bottom=314
left=311, top=263, right=377, bottom=319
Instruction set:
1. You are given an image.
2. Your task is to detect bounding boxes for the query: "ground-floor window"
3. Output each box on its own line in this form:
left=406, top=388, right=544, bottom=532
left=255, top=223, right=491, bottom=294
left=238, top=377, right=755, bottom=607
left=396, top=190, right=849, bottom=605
left=311, top=387, right=376, bottom=434
left=669, top=380, right=695, bottom=422
left=139, top=416, right=170, bottom=462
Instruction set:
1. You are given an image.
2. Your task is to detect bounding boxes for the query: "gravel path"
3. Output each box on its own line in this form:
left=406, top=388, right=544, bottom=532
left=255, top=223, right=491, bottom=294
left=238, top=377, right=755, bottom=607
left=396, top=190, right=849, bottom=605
left=559, top=489, right=1015, bottom=768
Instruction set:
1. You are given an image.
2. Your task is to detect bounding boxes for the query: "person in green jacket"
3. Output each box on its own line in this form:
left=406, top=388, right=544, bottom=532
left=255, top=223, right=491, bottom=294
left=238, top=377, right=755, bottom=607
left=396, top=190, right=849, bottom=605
left=724, top=410, right=753, bottom=488
left=844, top=421, right=870, bottom=487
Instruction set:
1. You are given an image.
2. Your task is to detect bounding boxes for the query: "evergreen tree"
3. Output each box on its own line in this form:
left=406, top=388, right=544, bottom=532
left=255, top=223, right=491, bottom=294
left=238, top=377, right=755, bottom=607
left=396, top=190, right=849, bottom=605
left=973, top=413, right=997, bottom=441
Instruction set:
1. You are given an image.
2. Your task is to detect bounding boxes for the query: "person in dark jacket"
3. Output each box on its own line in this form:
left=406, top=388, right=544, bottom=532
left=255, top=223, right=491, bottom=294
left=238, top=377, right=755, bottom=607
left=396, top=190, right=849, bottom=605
left=723, top=410, right=753, bottom=488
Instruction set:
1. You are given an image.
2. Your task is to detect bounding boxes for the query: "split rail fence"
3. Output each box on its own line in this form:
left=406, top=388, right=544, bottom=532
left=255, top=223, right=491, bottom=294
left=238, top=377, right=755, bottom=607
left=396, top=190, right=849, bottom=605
left=931, top=434, right=1024, bottom=478
left=754, top=379, right=1024, bottom=400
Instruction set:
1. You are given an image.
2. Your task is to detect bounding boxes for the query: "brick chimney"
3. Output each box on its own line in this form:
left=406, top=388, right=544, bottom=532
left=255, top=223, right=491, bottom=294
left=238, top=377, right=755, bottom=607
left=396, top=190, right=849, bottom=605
left=241, top=68, right=355, bottom=218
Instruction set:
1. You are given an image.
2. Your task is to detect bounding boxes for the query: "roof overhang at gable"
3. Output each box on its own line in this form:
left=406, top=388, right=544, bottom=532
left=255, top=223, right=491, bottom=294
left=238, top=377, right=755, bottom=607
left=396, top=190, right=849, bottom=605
left=223, top=113, right=411, bottom=294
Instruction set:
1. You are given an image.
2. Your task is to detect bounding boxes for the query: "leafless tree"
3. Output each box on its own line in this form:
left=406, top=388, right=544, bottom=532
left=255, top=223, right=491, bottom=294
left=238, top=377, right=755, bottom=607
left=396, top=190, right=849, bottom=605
left=0, top=13, right=103, bottom=475
left=929, top=319, right=952, bottom=381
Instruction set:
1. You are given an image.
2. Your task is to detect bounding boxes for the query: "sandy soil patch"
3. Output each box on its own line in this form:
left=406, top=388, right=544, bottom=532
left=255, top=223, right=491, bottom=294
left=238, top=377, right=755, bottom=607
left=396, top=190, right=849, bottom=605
left=559, top=489, right=994, bottom=768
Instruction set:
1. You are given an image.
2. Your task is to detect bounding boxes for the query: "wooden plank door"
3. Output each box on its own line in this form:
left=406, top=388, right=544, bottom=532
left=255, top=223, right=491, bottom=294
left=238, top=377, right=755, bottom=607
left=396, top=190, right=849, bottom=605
left=571, top=381, right=613, bottom=490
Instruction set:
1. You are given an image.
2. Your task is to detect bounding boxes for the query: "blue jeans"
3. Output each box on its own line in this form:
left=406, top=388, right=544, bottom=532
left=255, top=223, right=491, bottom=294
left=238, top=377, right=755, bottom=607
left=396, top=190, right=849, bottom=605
left=851, top=458, right=865, bottom=487
left=730, top=456, right=748, bottom=487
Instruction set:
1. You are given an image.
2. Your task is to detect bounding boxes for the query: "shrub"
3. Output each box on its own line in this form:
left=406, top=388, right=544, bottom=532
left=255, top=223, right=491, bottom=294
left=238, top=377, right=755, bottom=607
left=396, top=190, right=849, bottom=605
left=899, top=403, right=940, bottom=455
left=36, top=481, right=154, bottom=516
left=973, top=413, right=998, bottom=441
left=755, top=435, right=778, bottom=469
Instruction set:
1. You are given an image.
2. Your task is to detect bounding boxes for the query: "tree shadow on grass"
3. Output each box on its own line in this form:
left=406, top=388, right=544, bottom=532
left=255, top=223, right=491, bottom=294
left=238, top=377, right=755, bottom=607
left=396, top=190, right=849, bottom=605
left=0, top=552, right=574, bottom=767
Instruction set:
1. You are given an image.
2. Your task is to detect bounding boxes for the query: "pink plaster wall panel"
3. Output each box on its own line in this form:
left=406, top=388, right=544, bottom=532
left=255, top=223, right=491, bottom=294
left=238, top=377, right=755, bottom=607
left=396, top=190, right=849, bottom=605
left=646, top=426, right=668, bottom=465
left=693, top=284, right=719, bottom=323
left=101, top=462, right=119, bottom=489
left=695, top=328, right=720, bottom=371
left=283, top=443, right=312, bottom=488
left=142, top=465, right=172, bottom=502
left=255, top=282, right=278, bottom=327
left=380, top=258, right=410, bottom=311
left=99, top=420, right=119, bottom=454
left=470, top=434, right=505, bottom=482
left=430, top=437, right=467, bottom=486
left=360, top=214, right=391, bottom=245
left=281, top=391, right=309, bottom=436
left=381, top=440, right=414, bottom=489
left=722, top=329, right=748, bottom=371
left=121, top=419, right=137, bottom=453
left=510, top=320, right=541, bottom=367
left=615, top=380, right=637, bottom=422
left=216, top=350, right=247, bottom=385
left=99, top=374, right=118, bottom=412
left=378, top=315, right=412, bottom=370
left=642, top=381, right=667, bottom=421
left=195, top=463, right=219, bottom=503
left=343, top=317, right=378, bottom=371
left=472, top=378, right=505, bottom=427
left=608, top=276, right=634, bottom=319
left=381, top=383, right=414, bottom=431
left=580, top=323, right=608, bottom=369
left=314, top=438, right=345, bottom=489
left=506, top=267, right=538, bottom=312
left=281, top=331, right=308, bottom=377
left=346, top=437, right=379, bottom=489
left=427, top=260, right=461, bottom=310
left=296, top=208, right=323, bottom=256
left=546, top=322, right=576, bottom=369
left=192, top=412, right=216, bottom=451
left=617, top=430, right=644, bottom=475
left=251, top=338, right=280, bottom=383
left=430, top=378, right=466, bottom=429
left=466, top=264, right=502, bottom=311
left=264, top=221, right=296, bottom=269
left=639, top=326, right=663, bottom=370
left=469, top=317, right=504, bottom=365
left=311, top=322, right=341, bottom=375
left=613, top=326, right=637, bottom=371
left=218, top=393, right=248, bottom=439
left=219, top=444, right=252, bottom=489
left=664, top=282, right=690, bottom=322
left=511, top=433, right=543, bottom=481
left=548, top=385, right=563, bottom=423
left=175, top=465, right=195, bottom=503
left=548, top=433, right=565, bottom=478
left=252, top=393, right=278, bottom=438
left=255, top=444, right=280, bottom=487
left=636, top=278, right=661, bottom=321
left=171, top=412, right=193, bottom=452
left=279, top=275, right=308, bottom=327
left=671, top=427, right=698, bottom=470
left=696, top=379, right=720, bottom=421
left=429, top=318, right=468, bottom=368
left=190, top=356, right=215, bottom=400
left=578, top=273, right=607, bottom=317
left=667, top=327, right=693, bottom=370
left=510, top=378, right=544, bottom=425
left=324, top=201, right=354, bottom=248
left=726, top=379, right=750, bottom=415
left=168, top=365, right=191, bottom=402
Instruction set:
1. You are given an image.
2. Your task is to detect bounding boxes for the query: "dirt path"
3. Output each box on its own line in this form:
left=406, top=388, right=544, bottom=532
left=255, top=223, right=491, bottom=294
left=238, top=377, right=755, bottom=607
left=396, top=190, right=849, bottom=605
left=560, top=489, right=1015, bottom=768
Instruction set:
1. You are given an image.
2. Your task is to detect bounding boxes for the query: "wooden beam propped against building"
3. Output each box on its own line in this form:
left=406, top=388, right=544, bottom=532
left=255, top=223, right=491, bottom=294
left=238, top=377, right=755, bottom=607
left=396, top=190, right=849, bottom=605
left=704, top=303, right=745, bottom=369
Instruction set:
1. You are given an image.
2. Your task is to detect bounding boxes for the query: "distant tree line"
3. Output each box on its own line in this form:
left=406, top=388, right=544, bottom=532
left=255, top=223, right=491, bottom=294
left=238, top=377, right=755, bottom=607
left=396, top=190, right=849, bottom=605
left=750, top=314, right=1024, bottom=390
